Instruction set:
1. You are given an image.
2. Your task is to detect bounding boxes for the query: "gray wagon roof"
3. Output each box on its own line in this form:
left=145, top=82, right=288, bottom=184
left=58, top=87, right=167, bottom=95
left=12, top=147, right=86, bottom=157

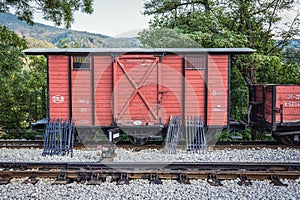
left=23, top=48, right=255, bottom=55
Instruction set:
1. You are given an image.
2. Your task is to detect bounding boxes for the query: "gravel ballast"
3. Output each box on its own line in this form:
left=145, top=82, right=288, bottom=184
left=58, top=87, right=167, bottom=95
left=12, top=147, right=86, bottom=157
left=0, top=147, right=299, bottom=163
left=0, top=147, right=300, bottom=199
left=0, top=178, right=299, bottom=200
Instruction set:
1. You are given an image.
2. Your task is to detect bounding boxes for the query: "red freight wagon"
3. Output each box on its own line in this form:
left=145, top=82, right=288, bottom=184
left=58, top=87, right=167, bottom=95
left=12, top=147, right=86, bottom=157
left=250, top=84, right=300, bottom=145
left=24, top=48, right=254, bottom=144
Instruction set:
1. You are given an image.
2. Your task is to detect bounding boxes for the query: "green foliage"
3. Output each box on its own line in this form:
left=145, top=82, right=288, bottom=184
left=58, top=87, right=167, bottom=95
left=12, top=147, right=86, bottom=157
left=26, top=37, right=56, bottom=48
left=139, top=27, right=200, bottom=48
left=0, top=12, right=141, bottom=48
left=0, top=25, right=46, bottom=135
left=141, top=0, right=300, bottom=125
left=0, top=26, right=27, bottom=129
left=0, top=129, right=38, bottom=140
left=139, top=10, right=248, bottom=48
left=141, top=0, right=300, bottom=80
left=216, top=128, right=252, bottom=142
left=0, top=0, right=94, bottom=29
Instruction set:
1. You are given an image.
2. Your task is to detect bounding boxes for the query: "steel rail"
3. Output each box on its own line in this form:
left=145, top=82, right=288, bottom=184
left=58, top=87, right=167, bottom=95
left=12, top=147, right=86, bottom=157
left=0, top=140, right=299, bottom=149
left=0, top=162, right=299, bottom=184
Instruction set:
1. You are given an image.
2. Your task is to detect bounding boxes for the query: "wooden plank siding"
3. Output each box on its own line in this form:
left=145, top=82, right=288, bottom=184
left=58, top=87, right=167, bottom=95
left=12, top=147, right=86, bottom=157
left=161, top=55, right=183, bottom=124
left=252, top=85, right=300, bottom=126
left=48, top=55, right=70, bottom=119
left=264, top=87, right=273, bottom=124
left=207, top=55, right=228, bottom=126
left=184, top=62, right=205, bottom=119
left=113, top=55, right=160, bottom=126
left=275, top=86, right=300, bottom=123
left=72, top=69, right=92, bottom=126
left=48, top=53, right=231, bottom=129
left=94, top=56, right=113, bottom=126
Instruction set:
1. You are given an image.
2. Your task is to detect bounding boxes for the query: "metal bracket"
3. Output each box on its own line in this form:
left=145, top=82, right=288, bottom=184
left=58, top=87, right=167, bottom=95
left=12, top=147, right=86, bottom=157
left=269, top=175, right=288, bottom=186
left=0, top=174, right=11, bottom=185
left=23, top=175, right=38, bottom=185
left=76, top=172, right=88, bottom=183
left=101, top=145, right=116, bottom=162
left=149, top=173, right=162, bottom=184
left=177, top=173, right=191, bottom=184
left=52, top=172, right=70, bottom=185
left=237, top=175, right=252, bottom=186
left=117, top=173, right=129, bottom=185
left=87, top=173, right=105, bottom=185
left=207, top=173, right=223, bottom=186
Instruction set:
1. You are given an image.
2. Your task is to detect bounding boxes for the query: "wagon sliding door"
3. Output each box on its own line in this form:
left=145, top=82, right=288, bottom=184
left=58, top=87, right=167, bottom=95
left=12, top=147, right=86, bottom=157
left=113, top=55, right=161, bottom=127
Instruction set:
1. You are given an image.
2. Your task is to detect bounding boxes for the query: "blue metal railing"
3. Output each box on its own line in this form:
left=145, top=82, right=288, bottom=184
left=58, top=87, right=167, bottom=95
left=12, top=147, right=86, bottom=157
left=42, top=118, right=75, bottom=157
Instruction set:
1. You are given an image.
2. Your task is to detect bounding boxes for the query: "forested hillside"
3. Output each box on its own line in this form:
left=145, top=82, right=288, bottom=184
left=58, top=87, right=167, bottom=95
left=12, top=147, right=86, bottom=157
left=0, top=12, right=140, bottom=48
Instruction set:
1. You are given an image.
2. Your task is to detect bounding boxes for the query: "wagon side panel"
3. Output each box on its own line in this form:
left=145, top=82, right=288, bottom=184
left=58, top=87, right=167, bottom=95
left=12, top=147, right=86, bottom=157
left=207, top=55, right=228, bottom=127
left=184, top=54, right=205, bottom=119
left=161, top=55, right=183, bottom=124
left=48, top=55, right=70, bottom=119
left=113, top=55, right=160, bottom=126
left=94, top=56, right=113, bottom=126
left=264, top=85, right=273, bottom=124
left=251, top=84, right=265, bottom=119
left=71, top=69, right=92, bottom=126
left=275, top=85, right=300, bottom=123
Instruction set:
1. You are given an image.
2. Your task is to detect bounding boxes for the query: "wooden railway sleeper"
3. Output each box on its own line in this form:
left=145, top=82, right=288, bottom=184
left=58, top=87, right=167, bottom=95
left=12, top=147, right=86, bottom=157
left=269, top=175, right=288, bottom=187
left=207, top=173, right=223, bottom=186
left=237, top=175, right=252, bottom=186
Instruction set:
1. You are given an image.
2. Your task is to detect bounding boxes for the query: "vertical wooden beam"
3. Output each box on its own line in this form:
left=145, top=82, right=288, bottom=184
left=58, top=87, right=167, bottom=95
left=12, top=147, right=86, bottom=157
left=68, top=55, right=72, bottom=119
left=91, top=55, right=95, bottom=126
left=112, top=56, right=118, bottom=123
left=157, top=56, right=162, bottom=124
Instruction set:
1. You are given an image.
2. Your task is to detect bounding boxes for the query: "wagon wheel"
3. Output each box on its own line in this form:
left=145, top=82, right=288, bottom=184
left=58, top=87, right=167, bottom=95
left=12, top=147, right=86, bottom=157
left=129, top=136, right=149, bottom=145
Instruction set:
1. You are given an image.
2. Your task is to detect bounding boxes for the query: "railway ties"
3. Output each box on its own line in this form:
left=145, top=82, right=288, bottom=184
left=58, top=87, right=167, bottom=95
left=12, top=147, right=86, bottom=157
left=0, top=162, right=299, bottom=186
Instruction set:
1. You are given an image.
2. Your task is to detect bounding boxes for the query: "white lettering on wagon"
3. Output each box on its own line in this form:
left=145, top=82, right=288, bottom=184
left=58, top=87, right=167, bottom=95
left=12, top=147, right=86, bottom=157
left=78, top=99, right=90, bottom=104
left=284, top=101, right=300, bottom=107
left=52, top=95, right=64, bottom=104
left=212, top=90, right=225, bottom=96
left=79, top=120, right=90, bottom=124
left=212, top=105, right=226, bottom=112
left=80, top=108, right=87, bottom=113
left=287, top=94, right=300, bottom=100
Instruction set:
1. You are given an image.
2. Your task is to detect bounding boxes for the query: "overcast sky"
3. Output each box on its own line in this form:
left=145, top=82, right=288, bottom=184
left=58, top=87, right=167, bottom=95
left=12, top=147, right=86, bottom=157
left=34, top=0, right=151, bottom=37
left=33, top=0, right=299, bottom=38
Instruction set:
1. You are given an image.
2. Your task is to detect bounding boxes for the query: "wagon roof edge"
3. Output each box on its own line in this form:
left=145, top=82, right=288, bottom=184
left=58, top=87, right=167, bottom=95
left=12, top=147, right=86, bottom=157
left=23, top=47, right=255, bottom=55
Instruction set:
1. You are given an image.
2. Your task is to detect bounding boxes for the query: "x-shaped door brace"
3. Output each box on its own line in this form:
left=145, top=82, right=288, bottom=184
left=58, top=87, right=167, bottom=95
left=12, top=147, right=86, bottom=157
left=114, top=57, right=159, bottom=120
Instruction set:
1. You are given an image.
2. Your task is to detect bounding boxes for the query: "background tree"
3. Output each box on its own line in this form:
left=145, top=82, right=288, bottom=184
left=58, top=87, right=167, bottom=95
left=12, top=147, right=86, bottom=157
left=0, top=1, right=95, bottom=138
left=140, top=0, right=300, bottom=84
left=0, top=26, right=47, bottom=137
left=0, top=0, right=93, bottom=29
left=0, top=26, right=27, bottom=133
left=140, top=0, right=300, bottom=140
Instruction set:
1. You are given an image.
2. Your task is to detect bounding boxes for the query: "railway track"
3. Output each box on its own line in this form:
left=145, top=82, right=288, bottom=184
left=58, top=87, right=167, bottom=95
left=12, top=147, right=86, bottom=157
left=0, top=162, right=299, bottom=185
left=0, top=140, right=44, bottom=148
left=0, top=139, right=299, bottom=149
left=115, top=140, right=300, bottom=150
